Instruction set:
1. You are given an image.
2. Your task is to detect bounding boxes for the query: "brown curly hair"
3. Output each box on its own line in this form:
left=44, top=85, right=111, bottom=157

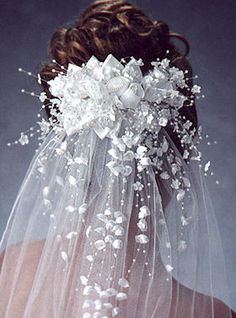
left=40, top=0, right=197, bottom=133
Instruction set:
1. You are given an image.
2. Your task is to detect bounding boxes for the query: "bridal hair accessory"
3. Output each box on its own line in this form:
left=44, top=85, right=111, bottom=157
left=15, top=53, right=209, bottom=197
left=2, top=53, right=231, bottom=318
left=15, top=53, right=214, bottom=183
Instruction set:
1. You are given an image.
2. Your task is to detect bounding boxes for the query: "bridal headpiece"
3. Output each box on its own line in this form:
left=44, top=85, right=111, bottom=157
left=16, top=54, right=204, bottom=197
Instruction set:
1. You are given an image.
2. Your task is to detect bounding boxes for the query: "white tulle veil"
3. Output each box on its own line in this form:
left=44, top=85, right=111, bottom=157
left=0, top=54, right=233, bottom=317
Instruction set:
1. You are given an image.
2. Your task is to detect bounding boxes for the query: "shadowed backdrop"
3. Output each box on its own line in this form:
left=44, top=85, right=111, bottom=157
left=0, top=0, right=235, bottom=311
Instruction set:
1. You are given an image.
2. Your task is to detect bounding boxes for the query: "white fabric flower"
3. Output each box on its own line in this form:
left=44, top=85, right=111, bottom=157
left=19, top=133, right=29, bottom=145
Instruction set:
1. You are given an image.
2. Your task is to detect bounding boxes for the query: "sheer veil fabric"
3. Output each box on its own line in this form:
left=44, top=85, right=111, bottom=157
left=0, top=54, right=234, bottom=317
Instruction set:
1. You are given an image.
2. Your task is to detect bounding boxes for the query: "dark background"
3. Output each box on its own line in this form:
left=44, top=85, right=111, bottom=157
left=0, top=0, right=236, bottom=310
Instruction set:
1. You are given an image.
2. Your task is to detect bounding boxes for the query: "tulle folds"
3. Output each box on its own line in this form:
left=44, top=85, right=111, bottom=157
left=0, top=127, right=234, bottom=317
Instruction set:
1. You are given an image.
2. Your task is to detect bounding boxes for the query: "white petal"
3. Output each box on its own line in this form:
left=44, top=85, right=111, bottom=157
left=104, top=208, right=112, bottom=216
left=97, top=213, right=108, bottom=223
left=112, top=307, right=121, bottom=316
left=114, top=211, right=127, bottom=224
left=82, top=299, right=93, bottom=309
left=86, top=255, right=94, bottom=263
left=116, top=292, right=127, bottom=301
left=68, top=175, right=77, bottom=186
left=105, top=235, right=114, bottom=244
left=123, top=150, right=135, bottom=161
left=135, top=234, right=149, bottom=244
left=83, top=313, right=91, bottom=318
left=138, top=206, right=150, bottom=218
left=112, top=239, right=123, bottom=249
left=74, top=157, right=88, bottom=165
left=86, top=225, right=92, bottom=238
left=182, top=177, right=191, bottom=188
left=113, top=225, right=124, bottom=236
left=80, top=275, right=88, bottom=285
left=83, top=285, right=94, bottom=296
left=160, top=172, right=170, bottom=180
left=103, top=302, right=113, bottom=309
left=137, top=145, right=147, bottom=156
left=183, top=149, right=189, bottom=159
left=105, top=220, right=116, bottom=230
left=137, top=219, right=147, bottom=232
left=65, top=205, right=75, bottom=213
left=61, top=251, right=68, bottom=262
left=43, top=186, right=50, bottom=197
left=66, top=231, right=78, bottom=239
left=106, top=288, right=118, bottom=297
left=94, top=299, right=102, bottom=310
left=166, top=241, right=171, bottom=248
left=204, top=161, right=211, bottom=172
left=118, top=278, right=129, bottom=288
left=177, top=189, right=185, bottom=201
left=122, top=165, right=132, bottom=176
left=43, top=199, right=52, bottom=209
left=94, top=227, right=106, bottom=236
left=78, top=203, right=87, bottom=214
left=165, top=264, right=174, bottom=272
left=100, top=290, right=110, bottom=299
left=108, top=148, right=122, bottom=160
left=95, top=240, right=106, bottom=250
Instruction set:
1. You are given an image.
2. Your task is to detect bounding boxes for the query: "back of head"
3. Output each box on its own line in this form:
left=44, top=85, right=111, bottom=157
left=40, top=0, right=197, bottom=146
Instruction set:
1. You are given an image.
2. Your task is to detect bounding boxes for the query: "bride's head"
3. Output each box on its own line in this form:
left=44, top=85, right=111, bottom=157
left=40, top=0, right=197, bottom=132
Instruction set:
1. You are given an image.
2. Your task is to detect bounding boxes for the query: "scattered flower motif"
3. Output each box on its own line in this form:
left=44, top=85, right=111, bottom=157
left=133, top=181, right=144, bottom=191
left=66, top=231, right=78, bottom=239
left=19, top=133, right=29, bottom=145
left=116, top=292, right=128, bottom=301
left=95, top=240, right=106, bottom=250
left=181, top=215, right=192, bottom=226
left=138, top=206, right=151, bottom=218
left=204, top=161, right=211, bottom=172
left=65, top=205, right=76, bottom=213
left=39, top=92, right=47, bottom=102
left=135, top=234, right=149, bottom=244
left=68, top=175, right=77, bottom=186
left=137, top=219, right=147, bottom=232
left=191, top=84, right=201, bottom=94
left=61, top=251, right=68, bottom=263
left=112, top=239, right=123, bottom=249
left=165, top=264, right=174, bottom=272
left=171, top=179, right=181, bottom=190
left=160, top=171, right=170, bottom=180
left=78, top=203, right=87, bottom=215
left=118, top=278, right=129, bottom=288
left=80, top=275, right=88, bottom=286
